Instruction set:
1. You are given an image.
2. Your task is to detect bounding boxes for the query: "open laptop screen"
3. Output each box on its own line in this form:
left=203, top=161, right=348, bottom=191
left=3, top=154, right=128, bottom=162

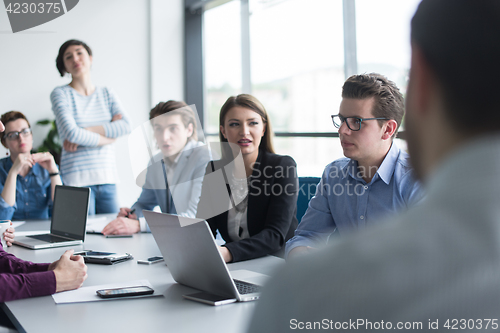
left=51, top=185, right=90, bottom=240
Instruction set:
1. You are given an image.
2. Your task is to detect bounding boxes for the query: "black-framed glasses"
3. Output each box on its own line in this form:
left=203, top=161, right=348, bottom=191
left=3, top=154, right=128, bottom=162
left=4, top=128, right=32, bottom=141
left=331, top=114, right=389, bottom=131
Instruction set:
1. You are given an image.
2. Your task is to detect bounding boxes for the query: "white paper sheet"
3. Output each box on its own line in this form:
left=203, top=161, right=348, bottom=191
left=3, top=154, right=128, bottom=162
left=52, top=279, right=162, bottom=304
left=86, top=216, right=113, bottom=234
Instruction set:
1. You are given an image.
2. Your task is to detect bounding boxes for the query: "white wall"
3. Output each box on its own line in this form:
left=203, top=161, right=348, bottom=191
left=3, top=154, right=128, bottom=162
left=0, top=0, right=184, bottom=207
left=151, top=0, right=185, bottom=105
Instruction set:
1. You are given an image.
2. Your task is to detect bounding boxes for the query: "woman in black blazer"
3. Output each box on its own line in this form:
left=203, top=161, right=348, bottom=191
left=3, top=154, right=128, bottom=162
left=197, top=94, right=298, bottom=262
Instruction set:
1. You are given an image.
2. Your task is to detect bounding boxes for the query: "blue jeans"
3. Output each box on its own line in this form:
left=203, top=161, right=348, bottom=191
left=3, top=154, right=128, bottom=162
left=87, top=184, right=119, bottom=215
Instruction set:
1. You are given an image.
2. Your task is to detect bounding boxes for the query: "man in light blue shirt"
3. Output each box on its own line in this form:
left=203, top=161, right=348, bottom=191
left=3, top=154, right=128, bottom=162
left=286, top=73, right=422, bottom=258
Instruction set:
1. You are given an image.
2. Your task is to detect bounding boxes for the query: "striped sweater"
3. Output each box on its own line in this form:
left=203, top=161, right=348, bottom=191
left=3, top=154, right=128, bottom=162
left=50, top=85, right=131, bottom=186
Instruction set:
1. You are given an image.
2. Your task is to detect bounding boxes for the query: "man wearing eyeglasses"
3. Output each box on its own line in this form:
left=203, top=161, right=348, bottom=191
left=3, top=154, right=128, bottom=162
left=286, top=73, right=423, bottom=259
left=249, top=1, right=500, bottom=330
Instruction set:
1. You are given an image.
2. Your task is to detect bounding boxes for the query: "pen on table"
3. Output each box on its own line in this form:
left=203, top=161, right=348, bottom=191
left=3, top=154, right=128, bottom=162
left=126, top=208, right=136, bottom=218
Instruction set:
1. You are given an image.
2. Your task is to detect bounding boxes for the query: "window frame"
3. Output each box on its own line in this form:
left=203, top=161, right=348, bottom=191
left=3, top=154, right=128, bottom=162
left=184, top=0, right=407, bottom=140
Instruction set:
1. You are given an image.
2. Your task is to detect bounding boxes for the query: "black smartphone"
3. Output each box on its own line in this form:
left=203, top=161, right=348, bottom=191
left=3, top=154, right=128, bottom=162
left=137, top=256, right=164, bottom=265
left=83, top=252, right=133, bottom=265
left=96, top=286, right=154, bottom=298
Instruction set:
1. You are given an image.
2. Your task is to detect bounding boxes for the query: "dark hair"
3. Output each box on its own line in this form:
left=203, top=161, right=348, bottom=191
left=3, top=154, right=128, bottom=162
left=149, top=100, right=198, bottom=141
left=411, top=0, right=500, bottom=133
left=56, top=39, right=92, bottom=77
left=0, top=111, right=31, bottom=148
left=219, top=94, right=275, bottom=154
left=341, top=73, right=404, bottom=137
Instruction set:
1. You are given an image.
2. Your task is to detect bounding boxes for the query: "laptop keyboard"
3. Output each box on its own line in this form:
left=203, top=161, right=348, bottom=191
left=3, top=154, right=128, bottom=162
left=28, top=234, right=70, bottom=243
left=234, top=279, right=261, bottom=295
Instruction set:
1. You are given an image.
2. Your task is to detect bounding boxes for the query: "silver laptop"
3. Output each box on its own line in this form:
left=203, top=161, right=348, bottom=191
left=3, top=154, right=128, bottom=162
left=143, top=210, right=262, bottom=302
left=14, top=185, right=90, bottom=250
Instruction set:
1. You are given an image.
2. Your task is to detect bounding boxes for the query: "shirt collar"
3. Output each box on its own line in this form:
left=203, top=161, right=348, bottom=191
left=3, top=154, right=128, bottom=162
left=343, top=142, right=400, bottom=185
left=344, top=159, right=359, bottom=180
left=2, top=157, right=12, bottom=169
left=376, top=142, right=400, bottom=185
left=31, top=163, right=43, bottom=177
left=164, top=139, right=197, bottom=167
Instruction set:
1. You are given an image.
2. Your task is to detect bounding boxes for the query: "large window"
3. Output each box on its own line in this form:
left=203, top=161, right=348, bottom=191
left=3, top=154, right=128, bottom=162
left=204, top=1, right=242, bottom=134
left=249, top=0, right=344, bottom=134
left=356, top=0, right=421, bottom=96
left=199, top=0, right=421, bottom=176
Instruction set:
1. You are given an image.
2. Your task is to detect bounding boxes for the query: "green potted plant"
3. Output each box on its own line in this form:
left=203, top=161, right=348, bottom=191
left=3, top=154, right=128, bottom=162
left=35, top=119, right=62, bottom=165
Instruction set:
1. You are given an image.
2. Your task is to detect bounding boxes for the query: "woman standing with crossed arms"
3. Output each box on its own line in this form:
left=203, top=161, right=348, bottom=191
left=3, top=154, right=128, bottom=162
left=50, top=39, right=131, bottom=214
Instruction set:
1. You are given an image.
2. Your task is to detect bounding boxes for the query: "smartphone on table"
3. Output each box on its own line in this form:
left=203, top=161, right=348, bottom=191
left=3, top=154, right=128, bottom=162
left=96, top=286, right=154, bottom=298
left=137, top=256, right=164, bottom=265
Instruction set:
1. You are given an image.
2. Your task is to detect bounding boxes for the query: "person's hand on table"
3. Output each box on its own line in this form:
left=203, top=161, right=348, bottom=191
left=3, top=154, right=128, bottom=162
left=218, top=246, right=233, bottom=263
left=117, top=207, right=137, bottom=219
left=50, top=249, right=88, bottom=292
left=63, top=140, right=78, bottom=152
left=102, top=217, right=140, bottom=235
left=2, top=223, right=15, bottom=247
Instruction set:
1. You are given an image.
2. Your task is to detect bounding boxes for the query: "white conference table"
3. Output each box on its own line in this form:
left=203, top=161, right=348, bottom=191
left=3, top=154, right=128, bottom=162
left=2, top=217, right=284, bottom=333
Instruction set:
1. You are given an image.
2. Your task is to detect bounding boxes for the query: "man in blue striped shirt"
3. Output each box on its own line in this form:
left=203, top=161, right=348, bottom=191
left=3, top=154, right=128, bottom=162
left=286, top=74, right=423, bottom=259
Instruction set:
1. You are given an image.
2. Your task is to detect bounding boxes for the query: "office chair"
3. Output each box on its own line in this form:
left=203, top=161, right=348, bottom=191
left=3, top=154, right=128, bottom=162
left=296, top=177, right=320, bottom=223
